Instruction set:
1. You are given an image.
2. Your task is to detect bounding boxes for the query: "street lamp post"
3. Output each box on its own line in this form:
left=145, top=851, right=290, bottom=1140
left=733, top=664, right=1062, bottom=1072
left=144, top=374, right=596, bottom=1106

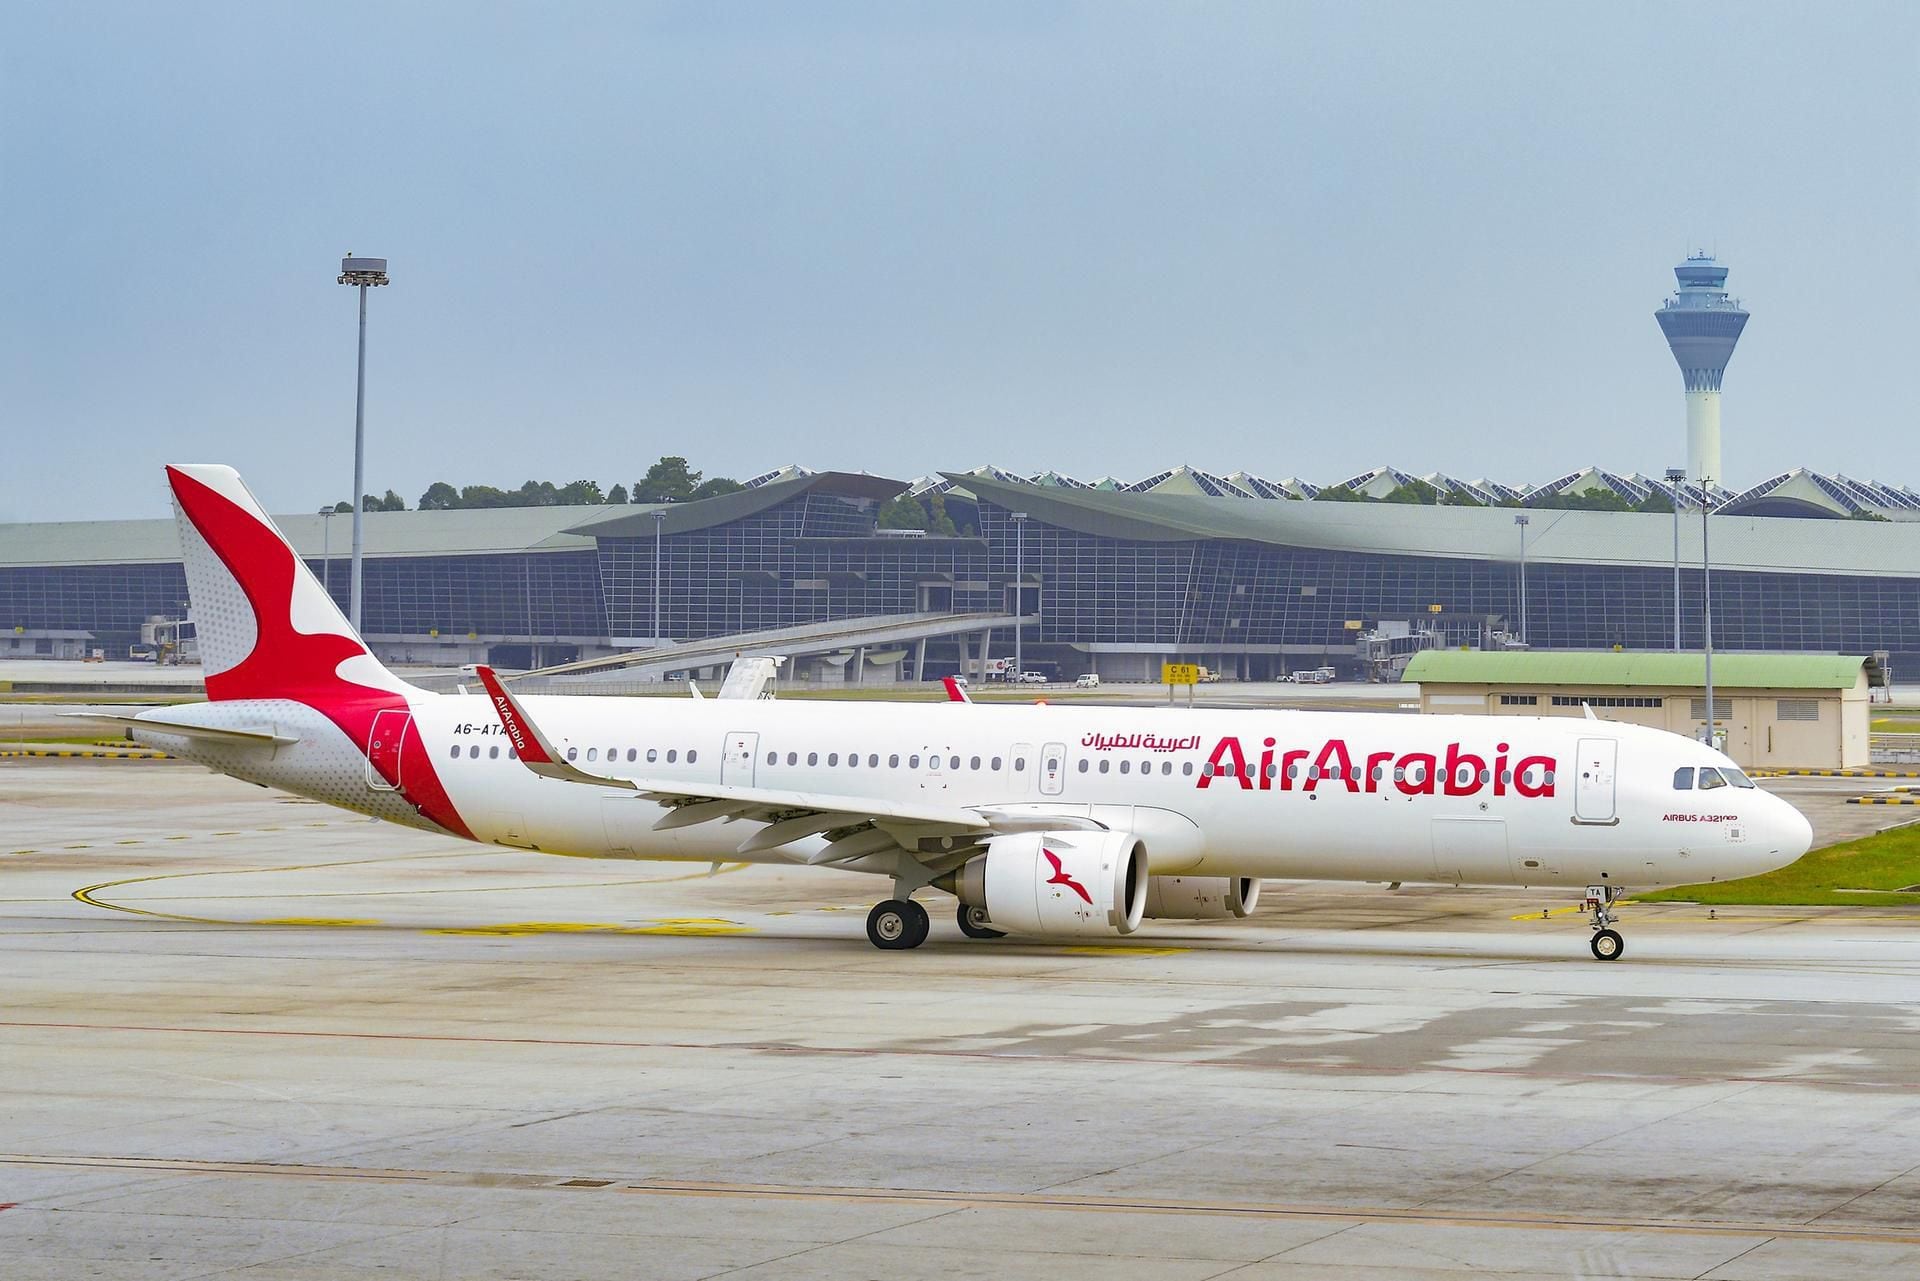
left=1011, top=512, right=1028, bottom=680
left=1664, top=467, right=1685, bottom=651
left=1513, top=514, right=1530, bottom=646
left=336, top=255, right=389, bottom=633
left=652, top=509, right=666, bottom=645
left=1701, top=490, right=1717, bottom=747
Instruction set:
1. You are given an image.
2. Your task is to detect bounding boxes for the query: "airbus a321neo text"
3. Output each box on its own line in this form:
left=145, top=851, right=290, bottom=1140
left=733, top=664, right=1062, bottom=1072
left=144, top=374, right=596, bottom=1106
left=99, top=465, right=1812, bottom=961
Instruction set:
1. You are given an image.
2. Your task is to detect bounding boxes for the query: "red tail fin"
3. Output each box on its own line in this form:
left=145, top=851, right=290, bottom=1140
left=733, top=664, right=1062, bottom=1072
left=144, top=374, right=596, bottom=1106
left=167, top=464, right=408, bottom=705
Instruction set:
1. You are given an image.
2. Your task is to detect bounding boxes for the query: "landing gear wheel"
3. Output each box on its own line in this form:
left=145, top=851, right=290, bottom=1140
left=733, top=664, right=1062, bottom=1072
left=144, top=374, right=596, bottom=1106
left=956, top=904, right=1006, bottom=940
left=867, top=899, right=929, bottom=950
left=1590, top=928, right=1625, bottom=961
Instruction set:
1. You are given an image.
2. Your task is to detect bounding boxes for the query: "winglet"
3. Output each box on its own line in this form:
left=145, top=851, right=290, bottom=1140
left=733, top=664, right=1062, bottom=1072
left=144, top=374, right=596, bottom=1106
left=473, top=665, right=635, bottom=790
left=943, top=676, right=973, bottom=705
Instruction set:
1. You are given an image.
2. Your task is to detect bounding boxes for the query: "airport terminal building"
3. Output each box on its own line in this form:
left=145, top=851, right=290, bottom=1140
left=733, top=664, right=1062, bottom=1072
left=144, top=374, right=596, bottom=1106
left=3, top=463, right=1918, bottom=681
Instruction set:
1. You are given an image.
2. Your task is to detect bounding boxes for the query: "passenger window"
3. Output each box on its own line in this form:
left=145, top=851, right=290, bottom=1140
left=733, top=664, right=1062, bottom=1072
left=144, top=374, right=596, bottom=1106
left=786, top=751, right=797, bottom=765
left=627, top=749, right=637, bottom=762
left=1046, top=756, right=1059, bottom=774
left=970, top=756, right=981, bottom=770
left=848, top=753, right=859, bottom=767
left=1264, top=763, right=1277, bottom=779
left=1077, top=759, right=1089, bottom=773
left=1162, top=762, right=1172, bottom=775
left=868, top=754, right=879, bottom=767
left=687, top=750, right=696, bottom=763
left=1477, top=769, right=1490, bottom=784
left=991, top=756, right=1002, bottom=770
left=586, top=748, right=597, bottom=762
left=647, top=748, right=658, bottom=763
left=1698, top=767, right=1727, bottom=790
left=1119, top=761, right=1131, bottom=775
left=827, top=753, right=838, bottom=766
left=1673, top=767, right=1694, bottom=790
left=508, top=748, right=517, bottom=761
left=470, top=745, right=481, bottom=759
left=1099, top=760, right=1110, bottom=774
left=949, top=755, right=960, bottom=770
left=1182, top=762, right=1193, bottom=776
left=1013, top=757, right=1026, bottom=771
left=448, top=745, right=459, bottom=759
left=566, top=747, right=578, bottom=761
left=909, top=754, right=920, bottom=769
left=889, top=754, right=900, bottom=768
left=767, top=751, right=777, bottom=765
left=606, top=746, right=617, bottom=761
left=489, top=745, right=499, bottom=760
left=804, top=752, right=816, bottom=766
left=1726, top=768, right=1756, bottom=788
left=667, top=749, right=678, bottom=764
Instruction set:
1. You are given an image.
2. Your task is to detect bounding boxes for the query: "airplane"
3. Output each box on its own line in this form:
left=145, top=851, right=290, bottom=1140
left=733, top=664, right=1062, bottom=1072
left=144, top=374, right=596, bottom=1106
left=92, top=464, right=1812, bottom=960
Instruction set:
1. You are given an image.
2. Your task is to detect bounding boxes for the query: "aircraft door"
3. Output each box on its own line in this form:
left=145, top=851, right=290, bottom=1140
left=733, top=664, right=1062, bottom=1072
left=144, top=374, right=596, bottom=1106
left=1039, top=742, right=1067, bottom=795
left=722, top=731, right=758, bottom=786
left=1010, top=742, right=1034, bottom=795
left=1574, top=737, right=1618, bottom=823
left=366, top=709, right=410, bottom=791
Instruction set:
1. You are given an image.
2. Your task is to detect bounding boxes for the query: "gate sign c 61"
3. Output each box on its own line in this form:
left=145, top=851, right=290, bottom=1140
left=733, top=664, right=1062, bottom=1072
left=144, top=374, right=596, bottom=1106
left=1162, top=663, right=1200, bottom=686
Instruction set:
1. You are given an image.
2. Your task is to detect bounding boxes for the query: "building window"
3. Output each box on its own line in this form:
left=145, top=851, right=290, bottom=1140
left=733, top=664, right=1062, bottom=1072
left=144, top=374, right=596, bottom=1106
left=1551, top=695, right=1663, bottom=708
left=1499, top=694, right=1537, bottom=706
left=1688, top=697, right=1733, bottom=719
left=1777, top=699, right=1820, bottom=722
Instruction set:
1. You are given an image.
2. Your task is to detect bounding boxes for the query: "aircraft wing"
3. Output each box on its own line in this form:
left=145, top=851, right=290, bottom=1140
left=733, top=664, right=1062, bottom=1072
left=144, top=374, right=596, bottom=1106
left=472, top=665, right=1100, bottom=861
left=62, top=712, right=300, bottom=747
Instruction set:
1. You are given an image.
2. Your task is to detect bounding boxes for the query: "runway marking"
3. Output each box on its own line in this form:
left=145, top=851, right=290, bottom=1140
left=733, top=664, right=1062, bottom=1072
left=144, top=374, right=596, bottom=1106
left=70, top=854, right=755, bottom=933
left=5, top=1019, right=1917, bottom=1092
left=3, top=1154, right=1917, bottom=1245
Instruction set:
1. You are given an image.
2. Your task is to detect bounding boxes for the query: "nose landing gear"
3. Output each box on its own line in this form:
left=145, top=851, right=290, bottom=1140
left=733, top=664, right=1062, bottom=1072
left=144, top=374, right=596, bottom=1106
left=1585, top=884, right=1625, bottom=961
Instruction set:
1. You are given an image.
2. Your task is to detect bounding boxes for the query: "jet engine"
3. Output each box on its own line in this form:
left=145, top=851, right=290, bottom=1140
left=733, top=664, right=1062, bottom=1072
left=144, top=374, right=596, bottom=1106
left=937, top=831, right=1147, bottom=938
left=1142, top=875, right=1262, bottom=920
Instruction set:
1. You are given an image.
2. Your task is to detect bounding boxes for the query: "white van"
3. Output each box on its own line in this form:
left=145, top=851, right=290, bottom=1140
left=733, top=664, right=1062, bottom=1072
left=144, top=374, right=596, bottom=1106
left=1073, top=673, right=1101, bottom=688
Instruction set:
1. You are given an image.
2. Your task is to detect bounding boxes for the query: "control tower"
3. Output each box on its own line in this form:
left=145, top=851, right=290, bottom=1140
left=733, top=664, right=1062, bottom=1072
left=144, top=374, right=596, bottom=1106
left=1655, top=252, right=1749, bottom=484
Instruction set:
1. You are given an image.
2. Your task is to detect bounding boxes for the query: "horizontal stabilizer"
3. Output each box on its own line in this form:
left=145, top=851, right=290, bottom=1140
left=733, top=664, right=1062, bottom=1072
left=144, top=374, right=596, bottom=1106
left=63, top=712, right=299, bottom=747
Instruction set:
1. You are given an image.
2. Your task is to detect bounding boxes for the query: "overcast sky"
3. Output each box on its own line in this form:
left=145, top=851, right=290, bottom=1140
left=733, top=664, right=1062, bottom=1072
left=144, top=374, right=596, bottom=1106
left=3, top=2, right=1914, bottom=522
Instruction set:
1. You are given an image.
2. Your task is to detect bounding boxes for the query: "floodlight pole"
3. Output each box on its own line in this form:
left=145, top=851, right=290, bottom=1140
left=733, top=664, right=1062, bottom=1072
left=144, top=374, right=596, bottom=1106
left=1665, top=467, right=1685, bottom=651
left=1701, top=491, right=1717, bottom=747
left=1513, top=514, right=1530, bottom=646
left=1011, top=512, right=1028, bottom=680
left=337, top=256, right=389, bottom=633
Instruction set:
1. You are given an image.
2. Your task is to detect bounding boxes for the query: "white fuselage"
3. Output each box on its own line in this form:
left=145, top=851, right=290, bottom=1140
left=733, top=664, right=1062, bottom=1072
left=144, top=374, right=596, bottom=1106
left=144, top=691, right=1811, bottom=894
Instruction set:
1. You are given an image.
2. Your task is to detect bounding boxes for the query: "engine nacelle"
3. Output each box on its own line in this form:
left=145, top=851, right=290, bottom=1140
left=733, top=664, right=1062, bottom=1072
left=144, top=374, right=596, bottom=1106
left=942, top=831, right=1148, bottom=938
left=1142, top=875, right=1262, bottom=920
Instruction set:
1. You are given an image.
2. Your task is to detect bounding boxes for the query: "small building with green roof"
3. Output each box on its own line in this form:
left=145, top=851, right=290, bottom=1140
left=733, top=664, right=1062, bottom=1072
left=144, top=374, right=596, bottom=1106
left=1401, top=650, right=1883, bottom=769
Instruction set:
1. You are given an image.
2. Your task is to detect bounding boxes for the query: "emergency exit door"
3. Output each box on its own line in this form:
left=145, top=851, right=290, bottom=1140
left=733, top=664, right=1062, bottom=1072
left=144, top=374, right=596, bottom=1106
left=1573, top=737, right=1617, bottom=823
left=722, top=731, right=758, bottom=786
left=366, top=709, right=410, bottom=791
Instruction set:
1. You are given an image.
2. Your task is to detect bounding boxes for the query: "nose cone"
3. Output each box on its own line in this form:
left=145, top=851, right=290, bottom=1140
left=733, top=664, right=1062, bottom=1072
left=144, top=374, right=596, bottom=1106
left=1778, top=800, right=1813, bottom=862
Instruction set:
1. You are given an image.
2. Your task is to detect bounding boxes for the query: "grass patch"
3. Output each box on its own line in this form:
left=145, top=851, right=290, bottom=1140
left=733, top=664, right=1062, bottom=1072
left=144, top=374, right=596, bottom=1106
left=1870, top=717, right=1920, bottom=733
left=0, top=732, right=135, bottom=747
left=1639, top=822, right=1920, bottom=907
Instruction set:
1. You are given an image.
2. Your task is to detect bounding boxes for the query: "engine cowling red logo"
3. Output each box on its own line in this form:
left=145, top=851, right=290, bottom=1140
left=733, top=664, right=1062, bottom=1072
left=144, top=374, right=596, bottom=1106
left=1042, top=848, right=1093, bottom=904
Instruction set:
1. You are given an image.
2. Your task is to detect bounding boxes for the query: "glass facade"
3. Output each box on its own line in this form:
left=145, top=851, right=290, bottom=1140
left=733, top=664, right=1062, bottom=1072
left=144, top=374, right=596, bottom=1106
left=6, top=487, right=1919, bottom=667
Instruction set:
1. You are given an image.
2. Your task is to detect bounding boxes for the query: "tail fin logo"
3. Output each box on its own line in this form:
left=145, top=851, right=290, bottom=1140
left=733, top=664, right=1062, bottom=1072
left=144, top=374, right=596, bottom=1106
left=168, top=466, right=393, bottom=705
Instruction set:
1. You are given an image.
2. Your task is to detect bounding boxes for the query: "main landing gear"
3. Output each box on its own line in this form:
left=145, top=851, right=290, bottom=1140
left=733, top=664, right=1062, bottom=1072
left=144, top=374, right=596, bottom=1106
left=1585, top=884, right=1625, bottom=962
left=956, top=903, right=1006, bottom=940
left=866, top=898, right=930, bottom=950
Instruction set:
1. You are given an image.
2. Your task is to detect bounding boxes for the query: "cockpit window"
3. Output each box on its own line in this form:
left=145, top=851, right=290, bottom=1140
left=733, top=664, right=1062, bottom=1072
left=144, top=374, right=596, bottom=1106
left=1724, top=767, right=1757, bottom=788
left=1672, top=767, right=1693, bottom=790
left=1697, top=767, right=1728, bottom=790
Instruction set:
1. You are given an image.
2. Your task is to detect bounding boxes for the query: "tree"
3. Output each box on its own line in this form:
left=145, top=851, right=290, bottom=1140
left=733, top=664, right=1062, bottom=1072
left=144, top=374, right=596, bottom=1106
left=606, top=483, right=629, bottom=505
left=556, top=479, right=605, bottom=506
left=380, top=489, right=406, bottom=511
left=1383, top=479, right=1440, bottom=505
left=419, top=481, right=460, bottom=511
left=331, top=500, right=353, bottom=514
left=458, top=484, right=511, bottom=508
left=1441, top=489, right=1483, bottom=507
left=927, top=492, right=959, bottom=536
left=1634, top=490, right=1675, bottom=514
left=635, top=456, right=700, bottom=503
left=1534, top=489, right=1632, bottom=512
left=876, top=494, right=929, bottom=530
left=690, top=476, right=744, bottom=501
left=1313, top=485, right=1368, bottom=502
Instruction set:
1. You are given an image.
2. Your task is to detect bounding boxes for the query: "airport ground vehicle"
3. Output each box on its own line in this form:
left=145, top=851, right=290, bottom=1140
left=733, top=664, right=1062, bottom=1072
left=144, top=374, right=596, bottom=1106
left=98, top=464, right=1812, bottom=960
left=1074, top=674, right=1101, bottom=688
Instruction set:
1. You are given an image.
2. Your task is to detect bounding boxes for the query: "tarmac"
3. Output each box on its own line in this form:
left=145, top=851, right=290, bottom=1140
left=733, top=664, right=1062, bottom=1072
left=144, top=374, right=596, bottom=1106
left=4, top=758, right=1920, bottom=1279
